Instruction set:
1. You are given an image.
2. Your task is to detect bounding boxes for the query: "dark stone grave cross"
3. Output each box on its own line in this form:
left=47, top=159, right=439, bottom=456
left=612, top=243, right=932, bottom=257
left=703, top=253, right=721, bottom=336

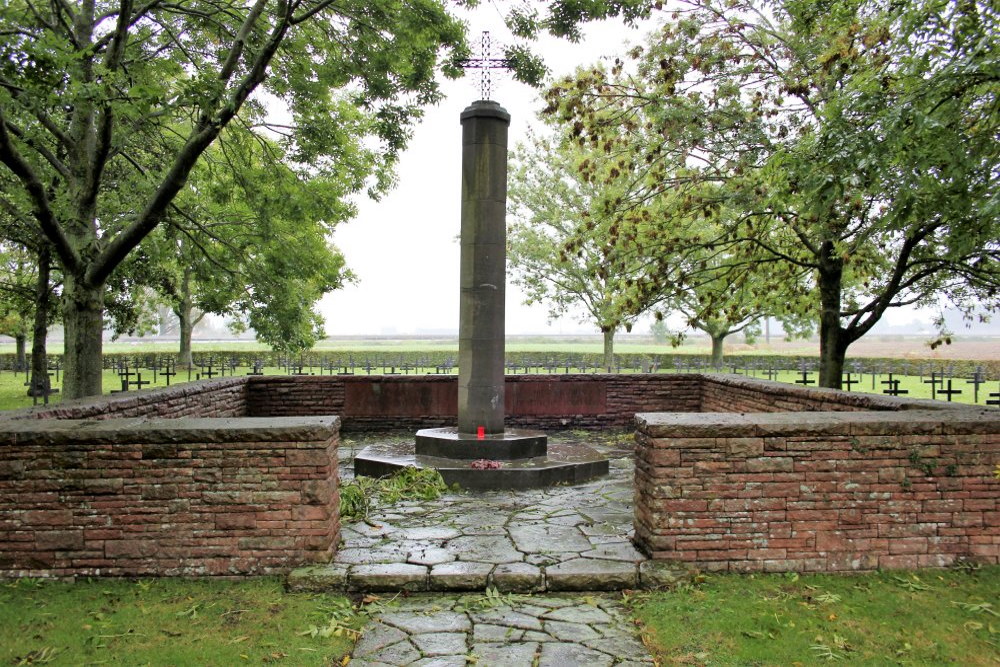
left=160, top=359, right=176, bottom=385
left=128, top=373, right=151, bottom=392
left=29, top=372, right=56, bottom=405
left=869, top=362, right=882, bottom=390
left=199, top=357, right=218, bottom=380
left=794, top=361, right=815, bottom=387
left=881, top=373, right=908, bottom=396
left=247, top=359, right=265, bottom=376
left=338, top=356, right=356, bottom=375
left=763, top=364, right=779, bottom=381
left=116, top=362, right=135, bottom=392
left=966, top=366, right=987, bottom=404
left=842, top=372, right=859, bottom=391
left=923, top=372, right=942, bottom=400
left=986, top=383, right=1000, bottom=408
left=384, top=356, right=401, bottom=375
left=937, top=379, right=963, bottom=402
left=145, top=358, right=160, bottom=383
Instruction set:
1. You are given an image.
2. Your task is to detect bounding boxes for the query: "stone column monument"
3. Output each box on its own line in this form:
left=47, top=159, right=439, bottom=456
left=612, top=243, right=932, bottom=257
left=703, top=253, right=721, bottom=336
left=352, top=96, right=608, bottom=489
left=413, top=100, right=546, bottom=461
left=457, top=100, right=509, bottom=436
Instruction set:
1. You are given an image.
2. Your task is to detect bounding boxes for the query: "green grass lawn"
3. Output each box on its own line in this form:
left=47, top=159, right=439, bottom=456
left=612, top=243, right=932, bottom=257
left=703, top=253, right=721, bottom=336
left=632, top=566, right=1000, bottom=666
left=0, top=577, right=359, bottom=666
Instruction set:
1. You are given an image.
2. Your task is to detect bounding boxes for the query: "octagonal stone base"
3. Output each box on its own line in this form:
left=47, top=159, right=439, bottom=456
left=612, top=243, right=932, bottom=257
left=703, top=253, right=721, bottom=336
left=415, top=427, right=547, bottom=460
left=353, top=439, right=608, bottom=491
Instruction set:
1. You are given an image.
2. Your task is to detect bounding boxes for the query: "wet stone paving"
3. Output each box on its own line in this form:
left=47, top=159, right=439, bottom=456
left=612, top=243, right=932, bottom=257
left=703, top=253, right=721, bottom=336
left=288, top=429, right=681, bottom=666
left=347, top=592, right=655, bottom=667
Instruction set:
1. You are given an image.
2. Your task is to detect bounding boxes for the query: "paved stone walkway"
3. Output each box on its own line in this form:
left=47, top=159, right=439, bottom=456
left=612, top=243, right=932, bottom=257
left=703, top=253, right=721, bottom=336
left=348, top=592, right=654, bottom=667
left=289, top=429, right=679, bottom=666
left=289, top=430, right=683, bottom=593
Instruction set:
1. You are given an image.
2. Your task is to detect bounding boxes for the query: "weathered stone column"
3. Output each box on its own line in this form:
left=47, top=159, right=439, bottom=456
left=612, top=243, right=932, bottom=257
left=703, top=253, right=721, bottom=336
left=458, top=100, right=510, bottom=436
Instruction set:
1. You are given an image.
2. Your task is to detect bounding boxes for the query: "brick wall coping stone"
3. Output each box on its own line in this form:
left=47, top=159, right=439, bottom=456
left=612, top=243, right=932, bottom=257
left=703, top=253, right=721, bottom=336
left=636, top=409, right=1000, bottom=438
left=0, top=376, right=248, bottom=421
left=0, top=416, right=339, bottom=445
left=700, top=374, right=974, bottom=412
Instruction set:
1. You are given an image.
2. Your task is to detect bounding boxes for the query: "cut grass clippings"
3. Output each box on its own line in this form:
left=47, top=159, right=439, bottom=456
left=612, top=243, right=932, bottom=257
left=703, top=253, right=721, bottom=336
left=630, top=566, right=1000, bottom=665
left=340, top=466, right=452, bottom=523
left=0, top=577, right=360, bottom=666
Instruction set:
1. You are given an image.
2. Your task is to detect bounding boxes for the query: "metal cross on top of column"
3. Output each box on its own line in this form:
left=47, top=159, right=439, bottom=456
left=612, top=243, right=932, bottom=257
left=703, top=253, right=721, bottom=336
left=459, top=31, right=511, bottom=100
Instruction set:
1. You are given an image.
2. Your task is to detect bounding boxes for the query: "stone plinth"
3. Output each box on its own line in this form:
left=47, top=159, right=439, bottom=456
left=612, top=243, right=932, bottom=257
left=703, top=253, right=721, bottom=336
left=415, top=426, right=547, bottom=460
left=353, top=439, right=608, bottom=491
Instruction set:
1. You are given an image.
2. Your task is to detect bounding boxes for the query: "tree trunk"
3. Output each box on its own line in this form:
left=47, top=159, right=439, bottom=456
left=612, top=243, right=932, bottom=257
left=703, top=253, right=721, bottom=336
left=29, top=246, right=51, bottom=396
left=178, top=311, right=194, bottom=368
left=602, top=328, right=615, bottom=370
left=177, top=268, right=195, bottom=368
left=14, top=334, right=27, bottom=372
left=710, top=333, right=726, bottom=368
left=61, top=275, right=105, bottom=399
left=817, top=244, right=848, bottom=389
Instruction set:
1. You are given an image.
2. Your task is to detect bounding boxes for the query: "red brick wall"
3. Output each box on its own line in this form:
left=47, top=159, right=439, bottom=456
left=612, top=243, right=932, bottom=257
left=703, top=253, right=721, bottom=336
left=246, top=374, right=704, bottom=430
left=699, top=375, right=947, bottom=413
left=634, top=410, right=1000, bottom=572
left=1, top=377, right=248, bottom=421
left=0, top=417, right=339, bottom=577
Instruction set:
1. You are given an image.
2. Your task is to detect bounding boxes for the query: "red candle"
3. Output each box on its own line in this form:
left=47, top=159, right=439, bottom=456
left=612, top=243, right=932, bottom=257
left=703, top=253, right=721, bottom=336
left=477, top=426, right=485, bottom=440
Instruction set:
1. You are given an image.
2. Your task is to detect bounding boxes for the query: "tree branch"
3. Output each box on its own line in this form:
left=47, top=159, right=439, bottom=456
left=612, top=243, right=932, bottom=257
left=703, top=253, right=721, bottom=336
left=0, top=109, right=80, bottom=273
left=89, top=0, right=295, bottom=285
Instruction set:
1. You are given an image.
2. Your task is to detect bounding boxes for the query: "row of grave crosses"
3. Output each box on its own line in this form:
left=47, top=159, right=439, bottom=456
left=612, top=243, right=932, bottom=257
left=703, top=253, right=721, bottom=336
left=5, top=354, right=1000, bottom=407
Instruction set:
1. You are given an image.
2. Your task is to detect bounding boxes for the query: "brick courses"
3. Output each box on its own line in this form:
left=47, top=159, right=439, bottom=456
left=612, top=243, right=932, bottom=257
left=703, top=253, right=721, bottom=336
left=1, top=371, right=994, bottom=578
left=634, top=411, right=1000, bottom=572
left=0, top=417, right=339, bottom=577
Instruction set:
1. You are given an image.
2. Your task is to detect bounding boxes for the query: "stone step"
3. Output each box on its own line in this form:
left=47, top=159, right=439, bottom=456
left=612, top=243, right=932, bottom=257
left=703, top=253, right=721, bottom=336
left=287, top=559, right=688, bottom=593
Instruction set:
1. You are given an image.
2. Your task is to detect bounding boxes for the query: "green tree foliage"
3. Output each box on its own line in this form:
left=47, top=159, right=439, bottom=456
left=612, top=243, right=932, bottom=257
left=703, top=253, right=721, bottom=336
left=0, top=243, right=34, bottom=367
left=0, top=183, right=59, bottom=392
left=0, top=0, right=469, bottom=398
left=508, top=133, right=648, bottom=368
left=0, top=0, right=660, bottom=399
left=140, top=132, right=354, bottom=363
left=543, top=0, right=1000, bottom=388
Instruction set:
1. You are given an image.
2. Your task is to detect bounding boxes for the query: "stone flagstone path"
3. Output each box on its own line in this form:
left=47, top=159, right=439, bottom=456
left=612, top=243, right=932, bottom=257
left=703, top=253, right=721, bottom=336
left=348, top=592, right=654, bottom=667
left=289, top=430, right=683, bottom=593
left=289, top=429, right=684, bottom=666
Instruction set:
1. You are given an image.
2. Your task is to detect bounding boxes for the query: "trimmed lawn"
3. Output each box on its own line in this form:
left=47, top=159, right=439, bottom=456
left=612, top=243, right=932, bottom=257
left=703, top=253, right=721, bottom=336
left=632, top=567, right=1000, bottom=665
left=0, top=578, right=359, bottom=666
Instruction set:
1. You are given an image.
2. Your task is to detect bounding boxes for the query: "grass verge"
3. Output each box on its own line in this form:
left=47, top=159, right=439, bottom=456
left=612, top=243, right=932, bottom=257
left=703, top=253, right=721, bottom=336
left=0, top=577, right=360, bottom=666
left=630, top=566, right=1000, bottom=665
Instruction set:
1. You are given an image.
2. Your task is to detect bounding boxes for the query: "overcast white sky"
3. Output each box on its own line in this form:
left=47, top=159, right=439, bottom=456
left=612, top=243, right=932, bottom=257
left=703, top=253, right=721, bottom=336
left=318, top=7, right=647, bottom=336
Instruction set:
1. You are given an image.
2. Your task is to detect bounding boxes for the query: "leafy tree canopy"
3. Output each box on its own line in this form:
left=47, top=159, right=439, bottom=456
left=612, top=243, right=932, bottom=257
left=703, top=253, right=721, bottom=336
left=543, top=0, right=1000, bottom=387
